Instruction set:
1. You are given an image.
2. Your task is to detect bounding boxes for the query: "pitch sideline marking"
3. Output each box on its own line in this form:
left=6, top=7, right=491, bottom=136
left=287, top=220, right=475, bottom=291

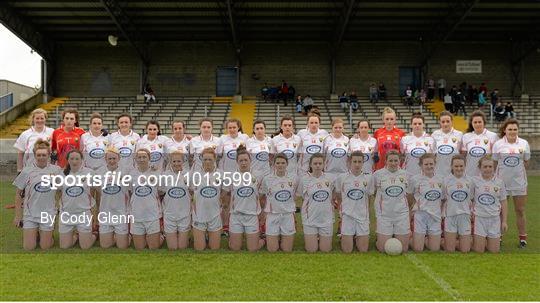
left=406, top=254, right=463, bottom=300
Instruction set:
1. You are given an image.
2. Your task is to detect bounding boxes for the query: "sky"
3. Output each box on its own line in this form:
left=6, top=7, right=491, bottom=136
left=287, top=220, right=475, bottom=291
left=0, top=24, right=42, bottom=89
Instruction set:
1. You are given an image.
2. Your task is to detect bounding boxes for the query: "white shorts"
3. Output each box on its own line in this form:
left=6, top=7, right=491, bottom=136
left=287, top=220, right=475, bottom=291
left=23, top=216, right=54, bottom=232
left=340, top=214, right=369, bottom=236
left=376, top=214, right=410, bottom=236
left=444, top=214, right=471, bottom=236
left=507, top=188, right=527, bottom=197
left=164, top=216, right=191, bottom=234
left=265, top=212, right=296, bottom=236
left=230, top=213, right=259, bottom=234
left=99, top=223, right=129, bottom=235
left=413, top=211, right=442, bottom=236
left=192, top=215, right=222, bottom=232
left=474, top=216, right=501, bottom=238
left=303, top=224, right=333, bottom=237
left=130, top=220, right=160, bottom=236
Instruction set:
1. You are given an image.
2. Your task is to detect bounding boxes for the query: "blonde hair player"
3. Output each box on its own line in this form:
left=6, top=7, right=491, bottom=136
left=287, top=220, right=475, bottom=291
left=13, top=108, right=54, bottom=171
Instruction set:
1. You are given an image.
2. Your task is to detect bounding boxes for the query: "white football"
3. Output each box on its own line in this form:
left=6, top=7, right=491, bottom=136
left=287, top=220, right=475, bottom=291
left=384, top=238, right=403, bottom=255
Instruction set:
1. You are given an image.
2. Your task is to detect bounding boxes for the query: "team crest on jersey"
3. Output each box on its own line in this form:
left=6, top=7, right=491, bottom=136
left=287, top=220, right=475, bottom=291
left=519, top=148, right=524, bottom=153
left=158, top=143, right=162, bottom=148
left=131, top=140, right=136, bottom=145
left=319, top=137, right=324, bottom=142
left=325, top=181, right=330, bottom=187
left=103, top=141, right=108, bottom=146
left=394, top=135, right=398, bottom=140
left=452, top=137, right=457, bottom=143
left=494, top=186, right=499, bottom=192
left=293, top=143, right=297, bottom=148
left=211, top=144, right=217, bottom=149
left=46, top=136, right=51, bottom=141
left=424, top=141, right=429, bottom=146
left=363, top=181, right=367, bottom=187
left=288, top=181, right=293, bottom=187
left=75, top=138, right=79, bottom=142
left=281, top=184, right=285, bottom=189
left=399, top=177, right=404, bottom=183
left=438, top=183, right=442, bottom=188
left=483, top=139, right=488, bottom=145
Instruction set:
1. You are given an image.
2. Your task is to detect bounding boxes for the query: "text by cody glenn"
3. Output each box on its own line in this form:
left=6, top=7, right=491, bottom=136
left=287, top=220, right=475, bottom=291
left=40, top=211, right=134, bottom=227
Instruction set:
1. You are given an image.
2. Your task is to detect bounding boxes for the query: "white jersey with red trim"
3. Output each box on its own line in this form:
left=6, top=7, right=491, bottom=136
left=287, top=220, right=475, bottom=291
left=373, top=168, right=409, bottom=218
left=95, top=166, right=130, bottom=223
left=189, top=135, right=220, bottom=173
left=224, top=171, right=261, bottom=215
left=432, top=128, right=463, bottom=177
left=13, top=126, right=54, bottom=169
left=80, top=132, right=108, bottom=170
left=461, top=129, right=498, bottom=177
left=136, top=135, right=169, bottom=171
left=159, top=169, right=191, bottom=221
left=217, top=133, right=249, bottom=173
left=108, top=130, right=140, bottom=171
left=492, top=136, right=530, bottom=191
left=190, top=169, right=224, bottom=222
left=12, top=164, right=62, bottom=218
left=260, top=173, right=297, bottom=214
left=271, top=133, right=301, bottom=176
left=297, top=172, right=336, bottom=227
left=400, top=133, right=435, bottom=177
left=335, top=172, right=374, bottom=221
left=348, top=136, right=377, bottom=174
left=443, top=174, right=473, bottom=217
left=246, top=136, right=272, bottom=178
left=129, top=168, right=162, bottom=222
left=59, top=167, right=96, bottom=214
left=409, top=174, right=444, bottom=219
left=471, top=176, right=507, bottom=217
left=323, top=134, right=350, bottom=174
left=164, top=135, right=191, bottom=172
left=297, top=128, right=329, bottom=174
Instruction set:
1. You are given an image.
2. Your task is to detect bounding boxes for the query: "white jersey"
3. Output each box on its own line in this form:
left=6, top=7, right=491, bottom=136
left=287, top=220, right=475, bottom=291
left=260, top=173, right=297, bottom=214
left=471, top=176, right=507, bottom=217
left=190, top=169, right=224, bottom=222
left=95, top=166, right=130, bottom=223
left=432, top=128, right=463, bottom=177
left=409, top=174, right=444, bottom=219
left=136, top=135, right=169, bottom=171
left=461, top=129, right=498, bottom=177
left=224, top=171, right=261, bottom=215
left=335, top=172, right=374, bottom=221
left=159, top=170, right=191, bottom=221
left=12, top=164, right=62, bottom=218
left=348, top=136, right=377, bottom=174
left=246, top=136, right=272, bottom=178
left=129, top=169, right=162, bottom=222
left=189, top=135, right=220, bottom=173
left=443, top=175, right=473, bottom=217
left=323, top=134, right=350, bottom=174
left=401, top=133, right=435, bottom=177
left=217, top=133, right=248, bottom=173
left=164, top=135, right=191, bottom=172
left=297, top=173, right=336, bottom=227
left=13, top=126, right=54, bottom=168
left=492, top=136, right=530, bottom=191
left=80, top=132, right=108, bottom=170
left=373, top=168, right=409, bottom=218
left=59, top=167, right=96, bottom=214
left=297, top=128, right=329, bottom=174
left=271, top=133, right=301, bottom=176
left=108, top=130, right=140, bottom=171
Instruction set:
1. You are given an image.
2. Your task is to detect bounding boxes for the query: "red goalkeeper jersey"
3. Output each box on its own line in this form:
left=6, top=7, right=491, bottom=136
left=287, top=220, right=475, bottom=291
left=51, top=125, right=85, bottom=168
left=373, top=126, right=406, bottom=170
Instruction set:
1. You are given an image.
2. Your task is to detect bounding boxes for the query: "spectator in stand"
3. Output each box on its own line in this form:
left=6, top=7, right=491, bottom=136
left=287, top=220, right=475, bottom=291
left=479, top=82, right=488, bottom=96
left=144, top=83, right=156, bottom=103
left=438, top=78, right=446, bottom=100
left=460, top=82, right=467, bottom=96
left=303, top=95, right=314, bottom=115
left=505, top=101, right=515, bottom=118
left=349, top=90, right=359, bottom=113
left=288, top=85, right=296, bottom=103
left=494, top=102, right=506, bottom=122
left=468, top=84, right=478, bottom=106
left=404, top=85, right=413, bottom=106
left=427, top=78, right=435, bottom=102
left=478, top=90, right=487, bottom=110
left=444, top=93, right=454, bottom=113
left=261, top=83, right=269, bottom=102
left=339, top=92, right=349, bottom=112
left=295, top=95, right=303, bottom=113
left=378, top=83, right=387, bottom=101
left=490, top=89, right=500, bottom=109
left=280, top=80, right=289, bottom=106
left=419, top=88, right=427, bottom=104
left=369, top=83, right=378, bottom=103
left=454, top=91, right=467, bottom=117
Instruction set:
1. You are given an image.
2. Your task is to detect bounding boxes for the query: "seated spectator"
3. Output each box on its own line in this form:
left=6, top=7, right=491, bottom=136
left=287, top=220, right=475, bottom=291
left=288, top=85, right=296, bottom=102
left=303, top=95, right=314, bottom=115
left=280, top=80, right=289, bottom=106
left=144, top=83, right=156, bottom=103
left=478, top=90, right=487, bottom=109
left=261, top=83, right=269, bottom=102
left=268, top=86, right=279, bottom=102
left=505, top=102, right=515, bottom=118
left=467, top=84, right=478, bottom=106
left=490, top=89, right=499, bottom=109
left=369, top=83, right=378, bottom=103
left=295, top=95, right=303, bottom=113
left=349, top=90, right=359, bottom=113
left=420, top=89, right=427, bottom=104
left=378, top=83, right=387, bottom=100
left=404, top=86, right=413, bottom=106
left=454, top=91, right=467, bottom=116
left=494, top=102, right=506, bottom=121
left=443, top=93, right=453, bottom=112
left=339, top=92, right=349, bottom=111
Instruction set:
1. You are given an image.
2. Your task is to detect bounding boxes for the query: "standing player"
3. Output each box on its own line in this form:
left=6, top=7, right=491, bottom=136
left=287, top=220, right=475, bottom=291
left=13, top=139, right=61, bottom=250
left=401, top=113, right=434, bottom=177
left=297, top=153, right=336, bottom=252
left=443, top=155, right=473, bottom=252
left=57, top=150, right=97, bottom=249
left=492, top=119, right=530, bottom=248
left=189, top=118, right=220, bottom=173
left=95, top=148, right=130, bottom=249
left=432, top=111, right=463, bottom=177
left=324, top=118, right=350, bottom=174
left=260, top=153, right=298, bottom=252
left=108, top=113, right=140, bottom=171
left=80, top=113, right=108, bottom=171
left=136, top=120, right=169, bottom=171
left=373, top=150, right=410, bottom=253
left=335, top=151, right=374, bottom=253
left=471, top=155, right=508, bottom=253
left=408, top=154, right=444, bottom=252
left=373, top=107, right=406, bottom=171
left=13, top=108, right=54, bottom=172
left=165, top=120, right=191, bottom=172
left=246, top=120, right=273, bottom=179
left=461, top=111, right=498, bottom=177
left=51, top=108, right=85, bottom=168
left=217, top=119, right=249, bottom=173
left=159, top=151, right=191, bottom=250
left=349, top=120, right=377, bottom=174
left=298, top=113, right=329, bottom=175
left=271, top=116, right=301, bottom=177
